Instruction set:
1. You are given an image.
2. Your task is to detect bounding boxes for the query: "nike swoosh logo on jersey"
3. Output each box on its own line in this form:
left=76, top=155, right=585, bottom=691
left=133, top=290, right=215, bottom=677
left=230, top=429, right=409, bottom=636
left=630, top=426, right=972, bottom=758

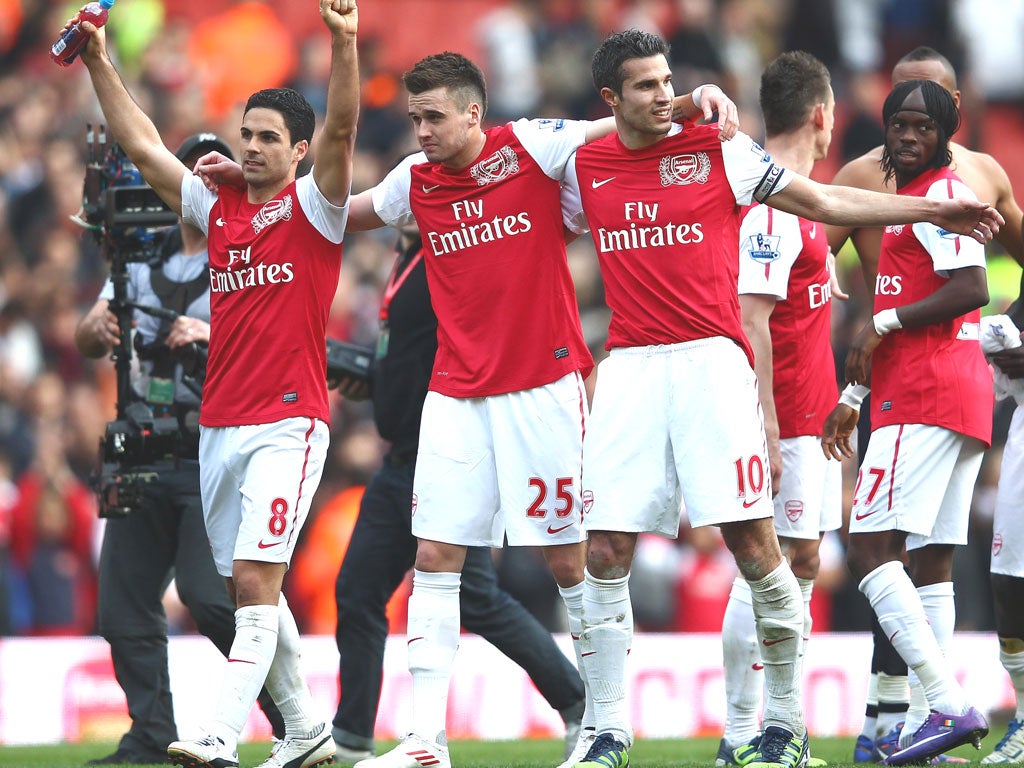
left=854, top=509, right=876, bottom=520
left=422, top=184, right=441, bottom=193
left=808, top=224, right=816, bottom=239
left=215, top=217, right=225, bottom=227
left=591, top=177, right=615, bottom=189
left=256, top=539, right=279, bottom=549
left=547, top=521, right=574, bottom=534
left=741, top=497, right=762, bottom=508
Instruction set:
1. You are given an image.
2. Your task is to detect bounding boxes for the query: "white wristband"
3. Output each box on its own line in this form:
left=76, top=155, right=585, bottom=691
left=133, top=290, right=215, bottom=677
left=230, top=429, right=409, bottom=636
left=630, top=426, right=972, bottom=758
left=691, top=83, right=715, bottom=110
left=839, top=383, right=871, bottom=409
left=873, top=308, right=902, bottom=336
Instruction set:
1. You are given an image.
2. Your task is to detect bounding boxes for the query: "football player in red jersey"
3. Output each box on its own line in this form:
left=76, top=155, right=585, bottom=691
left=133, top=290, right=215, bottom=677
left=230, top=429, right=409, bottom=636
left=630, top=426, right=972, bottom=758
left=73, top=2, right=360, bottom=767
left=827, top=48, right=1024, bottom=766
left=821, top=80, right=992, bottom=766
left=717, top=50, right=844, bottom=768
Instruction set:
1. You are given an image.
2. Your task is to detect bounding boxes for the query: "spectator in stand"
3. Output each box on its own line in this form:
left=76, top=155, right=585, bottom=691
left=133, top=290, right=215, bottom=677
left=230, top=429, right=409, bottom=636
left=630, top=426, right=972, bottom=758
left=9, top=375, right=97, bottom=635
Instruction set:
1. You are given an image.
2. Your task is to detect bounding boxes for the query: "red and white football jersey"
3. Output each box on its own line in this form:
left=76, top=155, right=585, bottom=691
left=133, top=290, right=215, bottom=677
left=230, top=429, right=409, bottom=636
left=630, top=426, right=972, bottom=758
left=738, top=203, right=838, bottom=437
left=371, top=119, right=594, bottom=398
left=871, top=167, right=993, bottom=446
left=563, top=123, right=793, bottom=361
left=181, top=173, right=347, bottom=427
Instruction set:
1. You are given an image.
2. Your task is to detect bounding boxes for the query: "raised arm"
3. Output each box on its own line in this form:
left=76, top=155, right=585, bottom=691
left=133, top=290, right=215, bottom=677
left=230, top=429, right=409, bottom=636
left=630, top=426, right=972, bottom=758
left=769, top=174, right=1003, bottom=243
left=312, top=0, right=360, bottom=206
left=77, top=21, right=186, bottom=213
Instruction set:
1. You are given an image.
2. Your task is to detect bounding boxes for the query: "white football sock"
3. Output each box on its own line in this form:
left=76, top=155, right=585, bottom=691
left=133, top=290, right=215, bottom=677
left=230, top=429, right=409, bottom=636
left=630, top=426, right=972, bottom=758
left=559, top=580, right=595, bottom=732
left=859, top=562, right=966, bottom=718
left=860, top=673, right=879, bottom=741
left=581, top=568, right=633, bottom=747
left=407, top=569, right=461, bottom=746
left=998, top=642, right=1024, bottom=720
left=876, top=671, right=910, bottom=739
left=721, top=577, right=762, bottom=745
left=264, top=594, right=318, bottom=737
left=749, top=560, right=805, bottom=737
left=900, top=673, right=930, bottom=749
left=208, top=603, right=280, bottom=749
left=797, top=577, right=814, bottom=677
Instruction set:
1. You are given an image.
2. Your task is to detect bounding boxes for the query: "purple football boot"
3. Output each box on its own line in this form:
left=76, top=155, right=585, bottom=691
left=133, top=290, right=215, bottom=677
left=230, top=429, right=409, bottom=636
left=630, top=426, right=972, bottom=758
left=884, top=708, right=988, bottom=766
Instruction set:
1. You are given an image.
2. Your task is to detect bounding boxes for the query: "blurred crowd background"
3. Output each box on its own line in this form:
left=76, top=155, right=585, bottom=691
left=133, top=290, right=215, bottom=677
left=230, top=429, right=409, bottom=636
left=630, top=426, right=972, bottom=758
left=1, top=0, right=1023, bottom=639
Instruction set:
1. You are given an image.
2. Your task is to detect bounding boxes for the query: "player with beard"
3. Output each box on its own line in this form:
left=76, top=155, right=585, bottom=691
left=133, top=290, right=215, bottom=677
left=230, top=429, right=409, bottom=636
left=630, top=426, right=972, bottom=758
left=71, top=1, right=360, bottom=766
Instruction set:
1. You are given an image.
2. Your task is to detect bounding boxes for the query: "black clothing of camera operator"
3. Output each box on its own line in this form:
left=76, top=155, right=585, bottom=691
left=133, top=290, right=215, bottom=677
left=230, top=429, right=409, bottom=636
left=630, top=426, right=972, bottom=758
left=73, top=134, right=283, bottom=764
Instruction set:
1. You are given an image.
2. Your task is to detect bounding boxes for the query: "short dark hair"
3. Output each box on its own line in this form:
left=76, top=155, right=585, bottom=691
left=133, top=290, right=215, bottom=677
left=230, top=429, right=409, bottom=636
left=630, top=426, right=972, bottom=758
left=403, top=52, right=488, bottom=118
left=591, top=29, right=670, bottom=95
left=880, top=79, right=960, bottom=184
left=243, top=88, right=316, bottom=146
left=896, top=46, right=958, bottom=89
left=759, top=51, right=832, bottom=137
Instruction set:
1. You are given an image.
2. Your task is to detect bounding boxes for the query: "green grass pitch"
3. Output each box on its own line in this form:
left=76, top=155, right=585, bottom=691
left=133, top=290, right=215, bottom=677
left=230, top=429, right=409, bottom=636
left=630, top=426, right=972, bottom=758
left=0, top=732, right=1005, bottom=768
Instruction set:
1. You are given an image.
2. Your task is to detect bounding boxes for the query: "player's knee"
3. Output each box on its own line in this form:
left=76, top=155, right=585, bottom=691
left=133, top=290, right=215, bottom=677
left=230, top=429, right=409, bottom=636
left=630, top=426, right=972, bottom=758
left=845, top=538, right=880, bottom=582
left=787, top=545, right=820, bottom=581
left=585, top=532, right=635, bottom=579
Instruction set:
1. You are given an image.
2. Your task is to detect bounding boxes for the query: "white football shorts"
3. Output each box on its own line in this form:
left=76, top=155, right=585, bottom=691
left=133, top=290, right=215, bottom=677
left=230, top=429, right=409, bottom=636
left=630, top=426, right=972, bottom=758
left=583, top=336, right=773, bottom=537
left=992, top=404, right=1024, bottom=577
left=411, top=371, right=587, bottom=548
left=199, top=416, right=329, bottom=576
left=774, top=435, right=843, bottom=540
left=849, top=422, right=984, bottom=550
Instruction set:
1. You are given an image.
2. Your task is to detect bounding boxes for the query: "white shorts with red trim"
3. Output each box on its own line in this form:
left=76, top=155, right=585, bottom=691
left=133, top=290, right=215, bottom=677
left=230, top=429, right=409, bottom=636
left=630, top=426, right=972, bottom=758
left=582, top=337, right=773, bottom=537
left=199, top=417, right=329, bottom=576
left=774, top=435, right=843, bottom=540
left=849, top=423, right=984, bottom=550
left=411, top=371, right=588, bottom=548
left=993, top=404, right=1024, bottom=577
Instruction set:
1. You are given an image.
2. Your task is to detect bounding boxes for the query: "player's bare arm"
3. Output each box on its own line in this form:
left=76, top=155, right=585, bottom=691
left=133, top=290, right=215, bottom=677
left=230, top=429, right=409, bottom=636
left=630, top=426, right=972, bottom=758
left=312, top=0, right=359, bottom=206
left=345, top=189, right=385, bottom=231
left=740, top=292, right=782, bottom=493
left=976, top=151, right=1024, bottom=265
left=770, top=174, right=1003, bottom=243
left=825, top=150, right=888, bottom=287
left=76, top=21, right=187, bottom=213
left=824, top=150, right=888, bottom=252
left=844, top=265, right=987, bottom=386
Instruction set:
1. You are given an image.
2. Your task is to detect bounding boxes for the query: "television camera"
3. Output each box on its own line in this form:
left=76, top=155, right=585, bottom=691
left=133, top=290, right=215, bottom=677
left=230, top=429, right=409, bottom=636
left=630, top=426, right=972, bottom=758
left=78, top=125, right=187, bottom=518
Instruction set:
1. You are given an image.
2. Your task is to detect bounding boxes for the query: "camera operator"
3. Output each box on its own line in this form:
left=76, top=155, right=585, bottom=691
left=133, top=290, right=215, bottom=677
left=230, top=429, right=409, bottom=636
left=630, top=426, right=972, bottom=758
left=74, top=134, right=284, bottom=765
